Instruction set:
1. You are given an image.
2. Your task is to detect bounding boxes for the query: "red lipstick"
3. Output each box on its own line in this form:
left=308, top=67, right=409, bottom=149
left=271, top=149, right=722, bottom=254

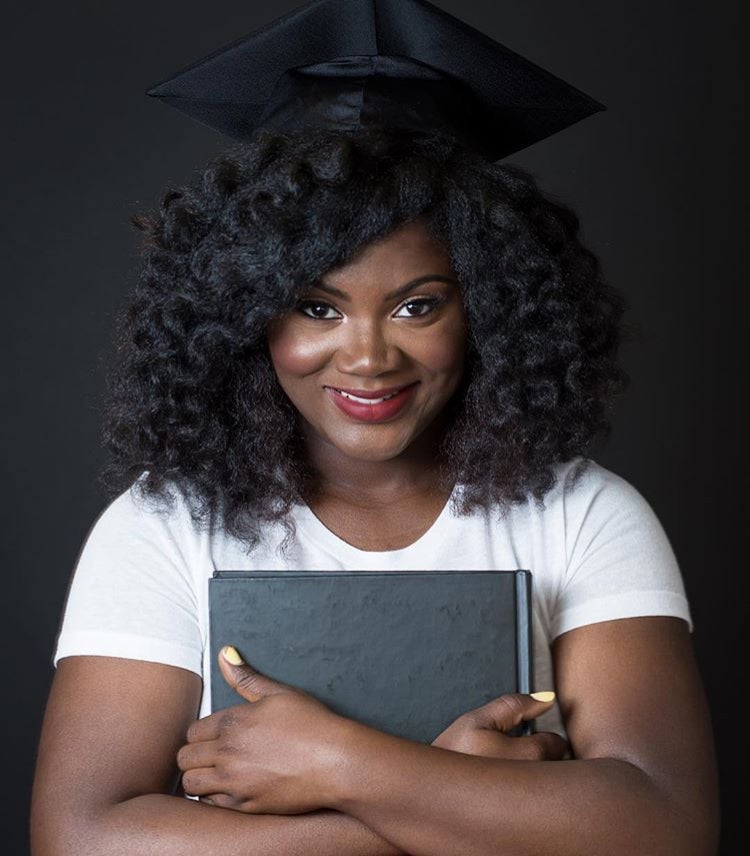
left=324, top=382, right=419, bottom=423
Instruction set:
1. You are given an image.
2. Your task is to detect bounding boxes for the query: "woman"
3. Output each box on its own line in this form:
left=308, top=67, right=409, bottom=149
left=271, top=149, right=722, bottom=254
left=30, top=125, right=719, bottom=854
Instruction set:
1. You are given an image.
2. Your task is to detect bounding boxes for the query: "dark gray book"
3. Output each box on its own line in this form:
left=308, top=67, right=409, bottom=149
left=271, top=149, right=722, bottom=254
left=209, top=569, right=533, bottom=744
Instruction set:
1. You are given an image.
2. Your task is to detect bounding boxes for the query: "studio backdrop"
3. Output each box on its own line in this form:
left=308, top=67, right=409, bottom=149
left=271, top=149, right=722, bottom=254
left=3, top=1, right=746, bottom=853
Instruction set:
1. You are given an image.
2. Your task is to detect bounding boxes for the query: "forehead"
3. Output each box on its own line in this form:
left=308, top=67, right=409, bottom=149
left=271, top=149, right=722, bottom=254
left=322, top=219, right=454, bottom=286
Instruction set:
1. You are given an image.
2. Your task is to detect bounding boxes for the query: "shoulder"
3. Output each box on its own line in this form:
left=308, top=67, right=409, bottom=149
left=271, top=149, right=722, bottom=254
left=54, top=474, right=206, bottom=675
left=547, top=455, right=642, bottom=503
left=86, top=473, right=197, bottom=542
left=73, top=473, right=208, bottom=581
left=536, top=456, right=661, bottom=535
left=550, top=457, right=674, bottom=553
left=541, top=457, right=693, bottom=637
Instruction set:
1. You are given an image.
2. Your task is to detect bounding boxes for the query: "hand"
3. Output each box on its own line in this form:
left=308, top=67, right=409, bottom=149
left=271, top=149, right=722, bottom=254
left=176, top=646, right=350, bottom=815
left=430, top=692, right=570, bottom=762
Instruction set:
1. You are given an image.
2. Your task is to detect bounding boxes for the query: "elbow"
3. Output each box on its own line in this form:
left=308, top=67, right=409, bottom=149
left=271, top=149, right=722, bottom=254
left=641, top=771, right=720, bottom=856
left=663, top=797, right=720, bottom=856
left=31, top=815, right=104, bottom=856
left=30, top=796, right=73, bottom=856
left=608, top=758, right=720, bottom=856
left=31, top=802, right=125, bottom=856
left=31, top=823, right=88, bottom=856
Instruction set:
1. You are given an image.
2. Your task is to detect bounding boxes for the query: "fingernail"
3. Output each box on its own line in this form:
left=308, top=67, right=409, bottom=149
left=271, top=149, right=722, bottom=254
left=222, top=645, right=244, bottom=665
left=530, top=691, right=556, bottom=702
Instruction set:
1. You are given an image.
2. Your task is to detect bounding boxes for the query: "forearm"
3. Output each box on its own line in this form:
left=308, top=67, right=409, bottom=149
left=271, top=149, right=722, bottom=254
left=80, top=794, right=405, bottom=856
left=331, top=722, right=696, bottom=856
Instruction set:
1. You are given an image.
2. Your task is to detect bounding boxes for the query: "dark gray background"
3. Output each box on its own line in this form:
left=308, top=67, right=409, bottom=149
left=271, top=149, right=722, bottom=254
left=4, top=1, right=747, bottom=853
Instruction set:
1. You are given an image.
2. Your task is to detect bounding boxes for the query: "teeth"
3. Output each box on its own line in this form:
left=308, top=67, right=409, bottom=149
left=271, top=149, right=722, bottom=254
left=335, top=389, right=402, bottom=405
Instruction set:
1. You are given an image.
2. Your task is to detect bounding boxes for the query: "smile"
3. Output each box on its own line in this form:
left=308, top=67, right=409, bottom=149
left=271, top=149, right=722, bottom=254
left=324, top=383, right=419, bottom=423
left=333, top=389, right=402, bottom=404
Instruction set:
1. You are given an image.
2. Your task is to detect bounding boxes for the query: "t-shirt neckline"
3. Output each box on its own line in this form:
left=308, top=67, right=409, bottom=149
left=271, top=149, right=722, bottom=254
left=294, top=483, right=461, bottom=566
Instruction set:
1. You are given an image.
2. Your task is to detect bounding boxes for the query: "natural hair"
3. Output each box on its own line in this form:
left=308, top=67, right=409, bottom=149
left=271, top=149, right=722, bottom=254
left=99, top=125, right=632, bottom=555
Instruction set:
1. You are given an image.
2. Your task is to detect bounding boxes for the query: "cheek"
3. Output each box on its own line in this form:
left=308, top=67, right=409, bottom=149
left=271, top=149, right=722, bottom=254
left=267, top=321, right=330, bottom=378
left=419, top=316, right=467, bottom=378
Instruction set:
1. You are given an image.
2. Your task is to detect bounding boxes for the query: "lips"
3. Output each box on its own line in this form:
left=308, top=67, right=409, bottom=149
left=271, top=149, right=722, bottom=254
left=324, top=382, right=419, bottom=423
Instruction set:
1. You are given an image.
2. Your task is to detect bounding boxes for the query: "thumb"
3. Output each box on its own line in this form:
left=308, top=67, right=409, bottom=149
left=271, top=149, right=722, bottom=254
left=469, top=691, right=557, bottom=733
left=218, top=645, right=289, bottom=702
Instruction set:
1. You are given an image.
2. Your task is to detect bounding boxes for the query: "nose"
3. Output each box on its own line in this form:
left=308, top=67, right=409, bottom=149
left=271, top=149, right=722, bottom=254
left=335, top=317, right=400, bottom=376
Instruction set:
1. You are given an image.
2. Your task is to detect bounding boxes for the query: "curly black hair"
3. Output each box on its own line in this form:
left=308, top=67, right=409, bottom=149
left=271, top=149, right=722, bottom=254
left=99, top=125, right=632, bottom=555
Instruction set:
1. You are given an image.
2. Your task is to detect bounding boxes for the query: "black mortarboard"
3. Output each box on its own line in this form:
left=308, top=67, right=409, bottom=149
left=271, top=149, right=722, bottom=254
left=146, top=0, right=605, bottom=162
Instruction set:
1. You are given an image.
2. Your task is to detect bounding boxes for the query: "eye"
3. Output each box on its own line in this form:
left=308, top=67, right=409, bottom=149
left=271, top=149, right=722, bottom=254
left=394, top=297, right=444, bottom=318
left=295, top=300, right=341, bottom=320
left=295, top=295, right=445, bottom=321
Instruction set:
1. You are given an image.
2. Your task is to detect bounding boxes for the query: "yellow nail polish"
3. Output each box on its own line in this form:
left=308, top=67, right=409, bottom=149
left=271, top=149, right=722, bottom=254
left=530, top=691, right=556, bottom=702
left=222, top=645, right=244, bottom=665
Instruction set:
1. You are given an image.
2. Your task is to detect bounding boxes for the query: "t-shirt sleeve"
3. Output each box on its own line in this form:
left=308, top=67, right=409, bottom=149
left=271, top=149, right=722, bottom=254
left=52, top=485, right=203, bottom=677
left=550, top=463, right=693, bottom=639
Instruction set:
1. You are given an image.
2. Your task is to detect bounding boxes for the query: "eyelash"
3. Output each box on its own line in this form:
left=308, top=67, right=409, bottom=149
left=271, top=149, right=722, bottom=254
left=295, top=296, right=444, bottom=321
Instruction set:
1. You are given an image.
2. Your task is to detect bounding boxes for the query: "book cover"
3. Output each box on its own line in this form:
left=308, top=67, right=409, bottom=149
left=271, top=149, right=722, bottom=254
left=209, top=569, right=532, bottom=744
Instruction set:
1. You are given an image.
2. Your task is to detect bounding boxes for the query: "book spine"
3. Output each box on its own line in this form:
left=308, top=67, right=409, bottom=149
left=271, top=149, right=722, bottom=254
left=515, top=570, right=534, bottom=736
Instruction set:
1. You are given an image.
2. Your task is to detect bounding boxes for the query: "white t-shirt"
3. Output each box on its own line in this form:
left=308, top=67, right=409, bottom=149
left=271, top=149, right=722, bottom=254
left=52, top=456, right=692, bottom=741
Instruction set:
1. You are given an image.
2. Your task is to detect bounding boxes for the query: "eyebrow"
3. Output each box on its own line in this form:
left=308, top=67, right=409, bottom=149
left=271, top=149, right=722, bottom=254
left=308, top=275, right=459, bottom=302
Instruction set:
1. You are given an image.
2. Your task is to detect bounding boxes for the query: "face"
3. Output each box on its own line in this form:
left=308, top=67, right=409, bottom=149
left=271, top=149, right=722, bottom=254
left=266, top=218, right=468, bottom=467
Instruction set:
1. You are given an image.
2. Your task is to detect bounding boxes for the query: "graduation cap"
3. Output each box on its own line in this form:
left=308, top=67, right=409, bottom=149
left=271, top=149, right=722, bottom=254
left=146, top=0, right=605, bottom=162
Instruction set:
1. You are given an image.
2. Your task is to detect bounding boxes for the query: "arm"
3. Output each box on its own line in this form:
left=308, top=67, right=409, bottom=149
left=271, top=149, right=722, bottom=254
left=326, top=616, right=719, bottom=856
left=30, top=656, right=404, bottom=856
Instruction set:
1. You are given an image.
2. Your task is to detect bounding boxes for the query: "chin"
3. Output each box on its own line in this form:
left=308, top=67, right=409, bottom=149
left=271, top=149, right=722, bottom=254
left=335, top=442, right=409, bottom=463
left=339, top=427, right=432, bottom=462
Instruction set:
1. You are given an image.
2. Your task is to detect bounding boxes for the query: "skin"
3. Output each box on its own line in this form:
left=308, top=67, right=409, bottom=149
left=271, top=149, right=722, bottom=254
left=176, top=626, right=719, bottom=856
left=30, top=218, right=720, bottom=855
left=266, top=217, right=469, bottom=549
left=174, top=648, right=565, bottom=813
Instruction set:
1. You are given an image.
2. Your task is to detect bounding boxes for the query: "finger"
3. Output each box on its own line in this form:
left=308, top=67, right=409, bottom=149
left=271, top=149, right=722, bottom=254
left=470, top=691, right=557, bottom=733
left=200, top=793, right=239, bottom=809
left=517, top=731, right=571, bottom=762
left=218, top=646, right=291, bottom=703
left=176, top=739, right=220, bottom=772
left=181, top=767, right=224, bottom=798
left=186, top=713, right=223, bottom=743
